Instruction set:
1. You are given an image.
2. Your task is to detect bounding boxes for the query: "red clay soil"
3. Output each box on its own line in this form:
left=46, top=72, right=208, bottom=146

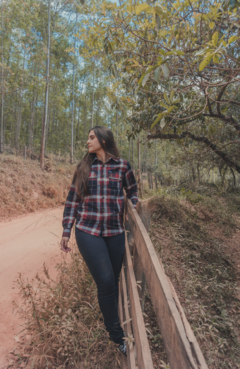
left=0, top=207, right=70, bottom=369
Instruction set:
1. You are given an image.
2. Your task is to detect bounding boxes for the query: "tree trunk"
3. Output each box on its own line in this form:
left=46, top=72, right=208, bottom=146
left=191, top=165, right=196, bottom=182
left=49, top=94, right=56, bottom=151
left=76, top=103, right=80, bottom=143
left=155, top=140, right=157, bottom=167
left=84, top=94, right=87, bottom=143
left=137, top=136, right=140, bottom=171
left=148, top=171, right=151, bottom=189
left=15, top=51, right=26, bottom=151
left=197, top=163, right=200, bottom=180
left=91, top=61, right=95, bottom=128
left=0, top=1, right=3, bottom=153
left=145, top=139, right=148, bottom=172
left=44, top=84, right=52, bottom=152
left=28, top=88, right=37, bottom=157
left=70, top=12, right=77, bottom=164
left=116, top=108, right=118, bottom=145
left=40, top=0, right=51, bottom=170
left=132, top=136, right=134, bottom=170
left=128, top=137, right=130, bottom=161
left=230, top=167, right=236, bottom=186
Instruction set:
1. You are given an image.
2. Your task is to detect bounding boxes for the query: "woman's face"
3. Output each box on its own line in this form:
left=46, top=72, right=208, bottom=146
left=87, top=130, right=105, bottom=154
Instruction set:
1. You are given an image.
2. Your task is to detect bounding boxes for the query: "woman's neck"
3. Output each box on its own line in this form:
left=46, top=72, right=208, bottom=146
left=96, top=151, right=109, bottom=164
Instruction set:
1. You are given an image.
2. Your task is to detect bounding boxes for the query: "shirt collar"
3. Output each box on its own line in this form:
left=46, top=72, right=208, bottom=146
left=93, top=154, right=119, bottom=163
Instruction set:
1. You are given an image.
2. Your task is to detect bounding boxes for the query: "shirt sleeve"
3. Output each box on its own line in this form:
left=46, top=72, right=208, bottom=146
left=62, top=183, right=81, bottom=238
left=123, top=161, right=139, bottom=209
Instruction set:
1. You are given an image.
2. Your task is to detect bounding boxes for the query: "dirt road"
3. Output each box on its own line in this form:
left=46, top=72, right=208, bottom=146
left=0, top=207, right=70, bottom=367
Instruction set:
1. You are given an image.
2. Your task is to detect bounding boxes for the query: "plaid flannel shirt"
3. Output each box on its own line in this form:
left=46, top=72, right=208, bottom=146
left=62, top=155, right=139, bottom=238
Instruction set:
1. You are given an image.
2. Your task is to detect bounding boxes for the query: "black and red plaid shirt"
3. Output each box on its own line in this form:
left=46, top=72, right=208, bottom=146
left=62, top=155, right=138, bottom=238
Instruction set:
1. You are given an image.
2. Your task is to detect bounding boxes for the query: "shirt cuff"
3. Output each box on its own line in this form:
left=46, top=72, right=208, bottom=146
left=132, top=200, right=138, bottom=209
left=62, top=228, right=71, bottom=238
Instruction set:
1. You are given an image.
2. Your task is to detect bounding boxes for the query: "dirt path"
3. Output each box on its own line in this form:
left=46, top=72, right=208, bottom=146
left=0, top=207, right=69, bottom=368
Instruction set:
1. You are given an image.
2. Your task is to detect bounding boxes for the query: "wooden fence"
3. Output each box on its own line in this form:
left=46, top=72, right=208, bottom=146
left=118, top=189, right=208, bottom=369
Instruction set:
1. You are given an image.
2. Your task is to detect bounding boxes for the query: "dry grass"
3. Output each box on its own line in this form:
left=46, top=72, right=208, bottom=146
left=11, top=242, right=122, bottom=369
left=6, top=171, right=240, bottom=368
left=0, top=154, right=75, bottom=220
left=141, top=289, right=169, bottom=369
left=146, top=188, right=240, bottom=369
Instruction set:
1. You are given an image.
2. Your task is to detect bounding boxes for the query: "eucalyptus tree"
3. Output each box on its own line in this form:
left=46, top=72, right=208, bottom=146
left=0, top=0, right=3, bottom=154
left=40, top=0, right=51, bottom=169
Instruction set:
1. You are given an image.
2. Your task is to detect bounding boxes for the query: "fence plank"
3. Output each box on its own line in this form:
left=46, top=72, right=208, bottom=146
left=125, top=231, right=154, bottom=369
left=133, top=202, right=150, bottom=309
left=118, top=283, right=128, bottom=369
left=124, top=191, right=208, bottom=369
left=121, top=264, right=136, bottom=368
left=167, top=276, right=208, bottom=369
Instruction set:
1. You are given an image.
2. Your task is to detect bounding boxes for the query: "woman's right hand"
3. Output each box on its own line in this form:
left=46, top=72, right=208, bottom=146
left=60, top=237, right=71, bottom=253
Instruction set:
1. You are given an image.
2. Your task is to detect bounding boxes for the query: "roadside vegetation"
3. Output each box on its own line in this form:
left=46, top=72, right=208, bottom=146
left=7, top=179, right=240, bottom=369
left=146, top=182, right=240, bottom=368
left=0, top=153, right=74, bottom=221
left=11, top=246, right=122, bottom=369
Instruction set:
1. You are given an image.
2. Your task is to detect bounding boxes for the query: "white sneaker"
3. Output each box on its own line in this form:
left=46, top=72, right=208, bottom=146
left=118, top=341, right=127, bottom=356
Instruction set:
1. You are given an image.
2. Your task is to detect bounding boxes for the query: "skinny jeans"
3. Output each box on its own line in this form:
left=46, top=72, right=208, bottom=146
left=75, top=226, right=125, bottom=345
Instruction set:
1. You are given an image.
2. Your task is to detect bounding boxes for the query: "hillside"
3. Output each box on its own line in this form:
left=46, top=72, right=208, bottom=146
left=3, top=178, right=240, bottom=368
left=0, top=155, right=75, bottom=221
left=145, top=183, right=240, bottom=368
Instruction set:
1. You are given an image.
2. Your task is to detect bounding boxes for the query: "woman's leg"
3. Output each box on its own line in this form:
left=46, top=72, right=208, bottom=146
left=75, top=227, right=124, bottom=344
left=103, top=231, right=125, bottom=307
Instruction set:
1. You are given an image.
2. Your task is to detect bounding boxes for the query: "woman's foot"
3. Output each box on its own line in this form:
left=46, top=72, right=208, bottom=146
left=118, top=341, right=127, bottom=356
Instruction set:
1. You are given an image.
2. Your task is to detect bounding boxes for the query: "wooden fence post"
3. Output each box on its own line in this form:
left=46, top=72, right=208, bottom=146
left=141, top=171, right=144, bottom=196
left=137, top=169, right=143, bottom=199
left=132, top=201, right=150, bottom=311
left=120, top=190, right=208, bottom=368
left=125, top=194, right=208, bottom=369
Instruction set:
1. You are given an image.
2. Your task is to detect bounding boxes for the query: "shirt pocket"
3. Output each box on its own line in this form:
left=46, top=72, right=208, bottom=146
left=108, top=170, right=122, bottom=190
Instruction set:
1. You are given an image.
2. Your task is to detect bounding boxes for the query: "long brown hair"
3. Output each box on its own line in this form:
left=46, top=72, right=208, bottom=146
left=73, top=126, right=120, bottom=199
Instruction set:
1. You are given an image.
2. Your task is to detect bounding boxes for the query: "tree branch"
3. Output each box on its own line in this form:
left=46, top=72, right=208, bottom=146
left=216, top=83, right=228, bottom=116
left=203, top=113, right=240, bottom=135
left=147, top=131, right=240, bottom=173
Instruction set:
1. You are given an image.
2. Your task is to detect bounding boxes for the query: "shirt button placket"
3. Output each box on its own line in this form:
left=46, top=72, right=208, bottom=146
left=102, top=163, right=105, bottom=218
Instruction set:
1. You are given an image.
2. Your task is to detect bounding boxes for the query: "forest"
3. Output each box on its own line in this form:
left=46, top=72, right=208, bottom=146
left=1, top=0, right=240, bottom=368
left=1, top=0, right=240, bottom=185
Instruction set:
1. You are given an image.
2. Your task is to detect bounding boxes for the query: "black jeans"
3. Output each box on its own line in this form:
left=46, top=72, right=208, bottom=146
left=75, top=227, right=125, bottom=344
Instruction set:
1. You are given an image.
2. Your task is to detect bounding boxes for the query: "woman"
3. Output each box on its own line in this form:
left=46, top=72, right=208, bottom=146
left=60, top=125, right=139, bottom=356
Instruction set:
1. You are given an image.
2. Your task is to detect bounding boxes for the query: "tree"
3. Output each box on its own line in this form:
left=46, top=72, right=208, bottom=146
left=0, top=0, right=4, bottom=153
left=40, top=0, right=51, bottom=170
left=83, top=0, right=240, bottom=173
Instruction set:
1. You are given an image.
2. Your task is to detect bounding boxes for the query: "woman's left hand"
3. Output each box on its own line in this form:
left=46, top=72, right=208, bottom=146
left=126, top=213, right=128, bottom=221
left=60, top=237, right=71, bottom=253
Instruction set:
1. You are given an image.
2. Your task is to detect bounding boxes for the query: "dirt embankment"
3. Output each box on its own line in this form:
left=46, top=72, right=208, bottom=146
left=0, top=155, right=76, bottom=368
left=145, top=186, right=240, bottom=369
left=0, top=155, right=75, bottom=221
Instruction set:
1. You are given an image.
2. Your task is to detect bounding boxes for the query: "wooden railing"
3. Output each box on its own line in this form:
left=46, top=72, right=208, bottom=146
left=118, top=189, right=208, bottom=369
